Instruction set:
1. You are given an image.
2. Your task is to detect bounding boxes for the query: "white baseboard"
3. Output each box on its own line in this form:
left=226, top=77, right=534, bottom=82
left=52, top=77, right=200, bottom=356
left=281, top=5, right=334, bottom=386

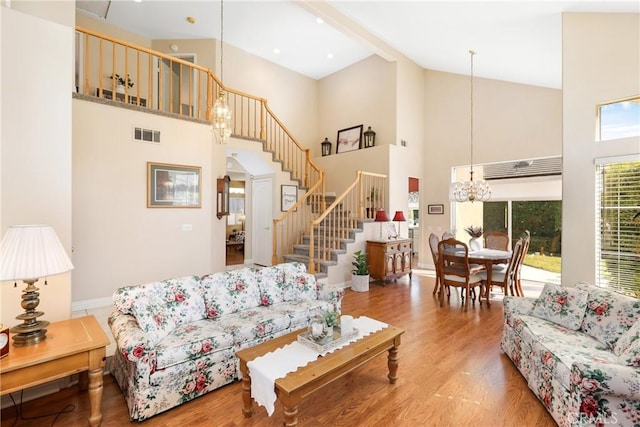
left=71, top=296, right=113, bottom=312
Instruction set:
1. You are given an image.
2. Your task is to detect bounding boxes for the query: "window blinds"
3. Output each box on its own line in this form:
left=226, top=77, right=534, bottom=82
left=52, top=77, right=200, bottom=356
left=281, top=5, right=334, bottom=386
left=595, top=160, right=640, bottom=296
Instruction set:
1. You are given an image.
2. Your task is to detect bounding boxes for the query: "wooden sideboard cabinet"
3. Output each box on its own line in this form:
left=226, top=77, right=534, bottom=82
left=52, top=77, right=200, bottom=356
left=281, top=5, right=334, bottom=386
left=366, top=239, right=413, bottom=283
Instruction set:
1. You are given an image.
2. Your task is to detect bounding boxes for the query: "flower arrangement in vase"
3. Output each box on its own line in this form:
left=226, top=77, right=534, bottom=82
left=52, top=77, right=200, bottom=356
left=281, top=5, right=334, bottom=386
left=321, top=310, right=339, bottom=337
left=110, top=73, right=134, bottom=94
left=464, top=226, right=483, bottom=251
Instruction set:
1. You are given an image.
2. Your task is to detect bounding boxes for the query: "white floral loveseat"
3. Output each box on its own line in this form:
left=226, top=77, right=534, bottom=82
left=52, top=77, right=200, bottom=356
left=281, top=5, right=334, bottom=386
left=501, top=282, right=640, bottom=426
left=108, top=262, right=343, bottom=421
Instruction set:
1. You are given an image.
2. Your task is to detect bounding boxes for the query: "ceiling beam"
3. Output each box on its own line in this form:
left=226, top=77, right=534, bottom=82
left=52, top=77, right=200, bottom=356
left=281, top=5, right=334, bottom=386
left=297, top=0, right=405, bottom=64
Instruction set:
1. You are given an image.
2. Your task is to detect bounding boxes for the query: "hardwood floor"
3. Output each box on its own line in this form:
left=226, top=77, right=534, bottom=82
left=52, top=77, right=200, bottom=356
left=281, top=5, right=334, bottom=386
left=1, top=270, right=556, bottom=426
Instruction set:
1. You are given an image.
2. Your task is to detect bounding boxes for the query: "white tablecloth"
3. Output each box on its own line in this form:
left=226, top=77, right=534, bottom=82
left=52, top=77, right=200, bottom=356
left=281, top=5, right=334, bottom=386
left=247, top=316, right=388, bottom=416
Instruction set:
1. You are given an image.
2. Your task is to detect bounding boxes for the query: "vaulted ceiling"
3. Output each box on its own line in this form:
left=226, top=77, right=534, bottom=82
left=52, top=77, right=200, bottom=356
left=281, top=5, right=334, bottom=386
left=77, top=1, right=639, bottom=89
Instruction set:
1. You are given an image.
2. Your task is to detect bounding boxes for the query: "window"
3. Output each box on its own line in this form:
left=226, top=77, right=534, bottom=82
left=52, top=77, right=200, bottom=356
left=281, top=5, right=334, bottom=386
left=597, top=95, right=640, bottom=141
left=595, top=159, right=640, bottom=296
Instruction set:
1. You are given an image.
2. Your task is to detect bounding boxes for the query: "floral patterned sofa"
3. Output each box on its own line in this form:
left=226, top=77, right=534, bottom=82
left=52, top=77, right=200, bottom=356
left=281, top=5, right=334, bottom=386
left=108, top=262, right=343, bottom=421
left=501, top=282, right=640, bottom=426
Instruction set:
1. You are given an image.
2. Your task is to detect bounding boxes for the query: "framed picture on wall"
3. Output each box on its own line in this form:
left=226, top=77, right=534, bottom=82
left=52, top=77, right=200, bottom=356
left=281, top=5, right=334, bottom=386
left=428, top=204, right=444, bottom=215
left=281, top=185, right=298, bottom=212
left=336, top=125, right=363, bottom=154
left=147, top=162, right=201, bottom=208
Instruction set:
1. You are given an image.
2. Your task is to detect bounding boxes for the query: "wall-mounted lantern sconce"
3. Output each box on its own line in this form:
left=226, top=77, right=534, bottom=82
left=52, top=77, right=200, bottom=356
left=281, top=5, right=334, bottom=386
left=321, top=137, right=332, bottom=156
left=363, top=126, right=376, bottom=148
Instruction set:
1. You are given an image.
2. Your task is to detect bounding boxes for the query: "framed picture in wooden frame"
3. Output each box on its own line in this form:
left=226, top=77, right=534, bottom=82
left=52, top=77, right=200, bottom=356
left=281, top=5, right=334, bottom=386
left=427, top=204, right=444, bottom=215
left=147, top=162, right=201, bottom=208
left=336, top=124, right=363, bottom=154
left=281, top=185, right=298, bottom=212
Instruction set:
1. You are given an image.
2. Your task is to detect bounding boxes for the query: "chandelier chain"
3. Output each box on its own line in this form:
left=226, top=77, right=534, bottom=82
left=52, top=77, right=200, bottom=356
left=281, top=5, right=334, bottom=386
left=470, top=50, right=475, bottom=176
left=220, top=0, right=224, bottom=84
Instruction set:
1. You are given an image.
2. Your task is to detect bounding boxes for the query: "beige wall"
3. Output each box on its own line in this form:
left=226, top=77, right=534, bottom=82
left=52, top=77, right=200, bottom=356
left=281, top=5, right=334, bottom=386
left=390, top=58, right=425, bottom=220
left=318, top=55, right=396, bottom=158
left=1, top=6, right=74, bottom=326
left=71, top=100, right=221, bottom=302
left=222, top=43, right=319, bottom=152
left=562, top=13, right=640, bottom=285
left=421, top=70, right=562, bottom=265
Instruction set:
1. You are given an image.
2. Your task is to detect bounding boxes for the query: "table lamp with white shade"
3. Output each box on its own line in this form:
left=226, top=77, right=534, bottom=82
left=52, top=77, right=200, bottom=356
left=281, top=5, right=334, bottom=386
left=0, top=225, right=74, bottom=346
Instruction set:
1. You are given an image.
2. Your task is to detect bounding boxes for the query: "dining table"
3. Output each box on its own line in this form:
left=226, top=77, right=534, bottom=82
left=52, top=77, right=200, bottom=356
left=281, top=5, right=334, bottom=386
left=446, top=248, right=513, bottom=303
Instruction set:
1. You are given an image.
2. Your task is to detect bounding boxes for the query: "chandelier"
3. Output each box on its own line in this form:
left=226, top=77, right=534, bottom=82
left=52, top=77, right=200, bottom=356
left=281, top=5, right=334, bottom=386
left=212, top=0, right=232, bottom=143
left=453, top=50, right=491, bottom=203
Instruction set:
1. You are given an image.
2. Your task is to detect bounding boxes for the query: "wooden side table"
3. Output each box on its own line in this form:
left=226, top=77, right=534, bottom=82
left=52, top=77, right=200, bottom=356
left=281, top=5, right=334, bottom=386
left=0, top=315, right=110, bottom=426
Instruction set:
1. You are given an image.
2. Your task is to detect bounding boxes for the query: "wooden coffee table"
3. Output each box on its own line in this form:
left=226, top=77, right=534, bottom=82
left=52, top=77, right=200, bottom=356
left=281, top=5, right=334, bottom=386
left=236, top=323, right=405, bottom=426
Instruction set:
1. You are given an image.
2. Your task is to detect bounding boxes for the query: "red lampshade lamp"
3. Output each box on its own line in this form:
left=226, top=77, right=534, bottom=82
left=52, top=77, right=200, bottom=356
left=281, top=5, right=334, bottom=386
left=374, top=209, right=389, bottom=240
left=392, top=211, right=407, bottom=238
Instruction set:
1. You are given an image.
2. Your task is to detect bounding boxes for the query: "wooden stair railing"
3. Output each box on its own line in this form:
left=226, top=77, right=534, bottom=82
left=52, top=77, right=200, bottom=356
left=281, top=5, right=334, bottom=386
left=274, top=171, right=387, bottom=274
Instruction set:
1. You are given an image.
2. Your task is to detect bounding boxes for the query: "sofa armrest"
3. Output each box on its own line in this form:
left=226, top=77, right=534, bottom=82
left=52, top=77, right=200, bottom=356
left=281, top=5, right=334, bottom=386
left=318, top=283, right=344, bottom=314
left=108, top=310, right=157, bottom=386
left=504, top=296, right=536, bottom=316
left=571, top=361, right=640, bottom=401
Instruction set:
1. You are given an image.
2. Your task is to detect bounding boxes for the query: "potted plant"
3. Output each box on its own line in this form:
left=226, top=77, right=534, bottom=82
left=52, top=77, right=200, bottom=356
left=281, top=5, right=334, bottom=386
left=351, top=250, right=370, bottom=292
left=110, top=73, right=134, bottom=94
left=464, top=226, right=483, bottom=251
left=321, top=309, right=339, bottom=337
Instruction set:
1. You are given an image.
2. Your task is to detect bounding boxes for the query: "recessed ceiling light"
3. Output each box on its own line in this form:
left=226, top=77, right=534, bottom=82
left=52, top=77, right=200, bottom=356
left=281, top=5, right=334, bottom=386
left=316, top=17, right=324, bottom=24
left=273, top=48, right=281, bottom=55
left=327, top=53, right=334, bottom=59
left=134, top=0, right=142, bottom=3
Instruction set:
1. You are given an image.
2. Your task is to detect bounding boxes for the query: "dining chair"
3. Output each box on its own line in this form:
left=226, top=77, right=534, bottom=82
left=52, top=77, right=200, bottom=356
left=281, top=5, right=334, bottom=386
left=477, top=238, right=524, bottom=298
left=442, top=231, right=454, bottom=240
left=512, top=231, right=531, bottom=296
left=429, top=233, right=441, bottom=295
left=437, top=238, right=484, bottom=312
left=484, top=231, right=509, bottom=250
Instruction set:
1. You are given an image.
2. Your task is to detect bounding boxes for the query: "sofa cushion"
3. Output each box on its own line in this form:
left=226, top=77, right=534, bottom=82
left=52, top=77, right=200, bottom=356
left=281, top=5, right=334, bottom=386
left=154, top=319, right=235, bottom=370
left=154, top=276, right=206, bottom=325
left=618, top=337, right=640, bottom=368
left=275, top=299, right=334, bottom=329
left=131, top=296, right=177, bottom=344
left=213, top=306, right=292, bottom=344
left=201, top=267, right=261, bottom=319
left=577, top=283, right=640, bottom=350
left=283, top=271, right=318, bottom=302
left=255, top=266, right=286, bottom=305
left=615, top=319, right=640, bottom=356
left=531, top=283, right=589, bottom=330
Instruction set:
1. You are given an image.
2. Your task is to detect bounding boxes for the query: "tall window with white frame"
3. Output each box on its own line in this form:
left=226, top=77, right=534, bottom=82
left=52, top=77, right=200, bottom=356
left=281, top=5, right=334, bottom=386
left=595, top=159, right=640, bottom=296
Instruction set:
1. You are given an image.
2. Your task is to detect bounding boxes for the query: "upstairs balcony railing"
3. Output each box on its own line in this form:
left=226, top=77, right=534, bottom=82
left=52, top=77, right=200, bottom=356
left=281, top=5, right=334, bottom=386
left=74, top=26, right=321, bottom=189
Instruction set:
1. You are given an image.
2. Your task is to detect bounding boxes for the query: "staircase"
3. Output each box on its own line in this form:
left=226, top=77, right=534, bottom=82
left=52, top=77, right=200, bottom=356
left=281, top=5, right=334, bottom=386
left=283, top=194, right=366, bottom=278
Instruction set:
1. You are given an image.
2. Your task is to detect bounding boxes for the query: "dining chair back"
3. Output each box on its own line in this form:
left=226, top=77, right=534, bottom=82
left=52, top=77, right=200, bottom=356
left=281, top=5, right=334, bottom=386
left=512, top=231, right=531, bottom=296
left=478, top=237, right=523, bottom=297
left=442, top=231, right=454, bottom=240
left=437, top=238, right=484, bottom=312
left=429, top=233, right=441, bottom=295
left=484, top=231, right=509, bottom=250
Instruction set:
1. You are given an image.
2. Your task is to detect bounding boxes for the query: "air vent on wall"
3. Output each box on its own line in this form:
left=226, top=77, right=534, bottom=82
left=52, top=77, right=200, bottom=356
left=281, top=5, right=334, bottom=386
left=133, top=127, right=161, bottom=144
left=483, top=156, right=562, bottom=180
